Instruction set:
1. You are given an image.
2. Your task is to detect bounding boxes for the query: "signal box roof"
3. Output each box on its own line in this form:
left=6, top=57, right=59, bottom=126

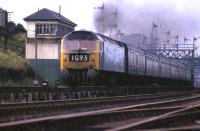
left=24, top=8, right=77, bottom=27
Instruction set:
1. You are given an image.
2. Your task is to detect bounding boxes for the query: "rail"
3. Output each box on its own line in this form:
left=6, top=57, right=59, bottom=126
left=0, top=91, right=200, bottom=130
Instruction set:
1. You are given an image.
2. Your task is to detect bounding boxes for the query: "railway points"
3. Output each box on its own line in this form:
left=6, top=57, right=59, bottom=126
left=0, top=91, right=200, bottom=130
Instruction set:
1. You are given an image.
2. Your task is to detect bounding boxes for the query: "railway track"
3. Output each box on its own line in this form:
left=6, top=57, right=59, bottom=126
left=110, top=102, right=200, bottom=131
left=0, top=85, right=193, bottom=103
left=0, top=91, right=191, bottom=123
left=0, top=91, right=200, bottom=130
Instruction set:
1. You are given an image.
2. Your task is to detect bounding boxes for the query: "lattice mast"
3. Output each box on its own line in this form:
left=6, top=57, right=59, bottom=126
left=149, top=22, right=159, bottom=50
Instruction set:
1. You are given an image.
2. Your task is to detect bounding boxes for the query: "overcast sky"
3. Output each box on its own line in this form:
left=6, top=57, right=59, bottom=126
left=0, top=0, right=103, bottom=31
left=1, top=0, right=200, bottom=32
left=1, top=0, right=200, bottom=46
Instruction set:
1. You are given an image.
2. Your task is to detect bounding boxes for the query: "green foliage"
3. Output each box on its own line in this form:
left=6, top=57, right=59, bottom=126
left=7, top=21, right=16, bottom=35
left=0, top=32, right=25, bottom=56
left=0, top=49, right=34, bottom=86
left=0, top=21, right=26, bottom=37
left=16, top=23, right=26, bottom=32
left=0, top=79, right=33, bottom=87
left=0, top=22, right=34, bottom=86
left=0, top=21, right=26, bottom=56
left=0, top=49, right=28, bottom=69
left=0, top=26, right=4, bottom=37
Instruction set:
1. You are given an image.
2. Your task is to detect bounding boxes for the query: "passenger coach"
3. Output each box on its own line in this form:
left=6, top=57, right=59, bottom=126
left=60, top=30, right=192, bottom=85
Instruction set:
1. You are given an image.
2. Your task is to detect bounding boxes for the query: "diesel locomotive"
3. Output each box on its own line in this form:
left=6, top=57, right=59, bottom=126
left=60, top=30, right=191, bottom=85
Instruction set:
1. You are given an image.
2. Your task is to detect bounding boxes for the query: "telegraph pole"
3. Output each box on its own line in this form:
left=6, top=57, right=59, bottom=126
left=34, top=31, right=38, bottom=86
left=1, top=9, right=12, bottom=53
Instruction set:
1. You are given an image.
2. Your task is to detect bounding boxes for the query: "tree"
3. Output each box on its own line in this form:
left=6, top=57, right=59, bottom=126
left=7, top=21, right=16, bottom=35
left=0, top=26, right=4, bottom=37
left=0, top=21, right=26, bottom=37
left=16, top=23, right=26, bottom=32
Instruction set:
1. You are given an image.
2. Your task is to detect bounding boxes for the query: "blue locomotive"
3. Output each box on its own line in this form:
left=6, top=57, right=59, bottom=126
left=60, top=30, right=191, bottom=85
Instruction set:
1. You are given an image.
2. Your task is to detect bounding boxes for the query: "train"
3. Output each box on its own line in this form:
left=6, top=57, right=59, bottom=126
left=60, top=30, right=192, bottom=85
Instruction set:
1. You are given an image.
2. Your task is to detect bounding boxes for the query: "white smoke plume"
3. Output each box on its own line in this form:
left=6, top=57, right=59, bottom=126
left=94, top=0, right=200, bottom=44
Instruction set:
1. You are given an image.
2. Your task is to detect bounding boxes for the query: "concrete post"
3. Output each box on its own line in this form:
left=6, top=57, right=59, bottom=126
left=48, top=93, right=53, bottom=100
left=28, top=92, right=33, bottom=102
left=10, top=93, right=15, bottom=102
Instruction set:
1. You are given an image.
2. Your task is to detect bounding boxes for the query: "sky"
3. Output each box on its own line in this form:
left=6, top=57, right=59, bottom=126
left=0, top=0, right=103, bottom=30
left=1, top=0, right=200, bottom=48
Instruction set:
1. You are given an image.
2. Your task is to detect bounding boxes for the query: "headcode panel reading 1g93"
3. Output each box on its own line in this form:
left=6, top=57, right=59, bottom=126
left=69, top=53, right=89, bottom=62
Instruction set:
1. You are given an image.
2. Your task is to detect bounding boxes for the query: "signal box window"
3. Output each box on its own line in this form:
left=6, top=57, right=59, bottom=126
left=36, top=24, right=57, bottom=35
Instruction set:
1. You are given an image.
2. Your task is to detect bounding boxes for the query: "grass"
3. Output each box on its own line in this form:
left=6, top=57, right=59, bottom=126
left=0, top=32, right=34, bottom=86
left=0, top=79, right=33, bottom=87
left=0, top=49, right=33, bottom=86
left=0, top=49, right=28, bottom=69
left=0, top=32, right=27, bottom=69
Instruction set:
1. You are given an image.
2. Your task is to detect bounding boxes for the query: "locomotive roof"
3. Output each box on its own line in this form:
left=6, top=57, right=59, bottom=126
left=96, top=33, right=125, bottom=47
left=64, top=30, right=127, bottom=47
left=63, top=30, right=98, bottom=40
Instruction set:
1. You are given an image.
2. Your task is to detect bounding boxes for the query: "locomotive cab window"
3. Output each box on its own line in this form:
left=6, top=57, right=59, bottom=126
left=62, top=31, right=98, bottom=51
left=63, top=40, right=97, bottom=51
